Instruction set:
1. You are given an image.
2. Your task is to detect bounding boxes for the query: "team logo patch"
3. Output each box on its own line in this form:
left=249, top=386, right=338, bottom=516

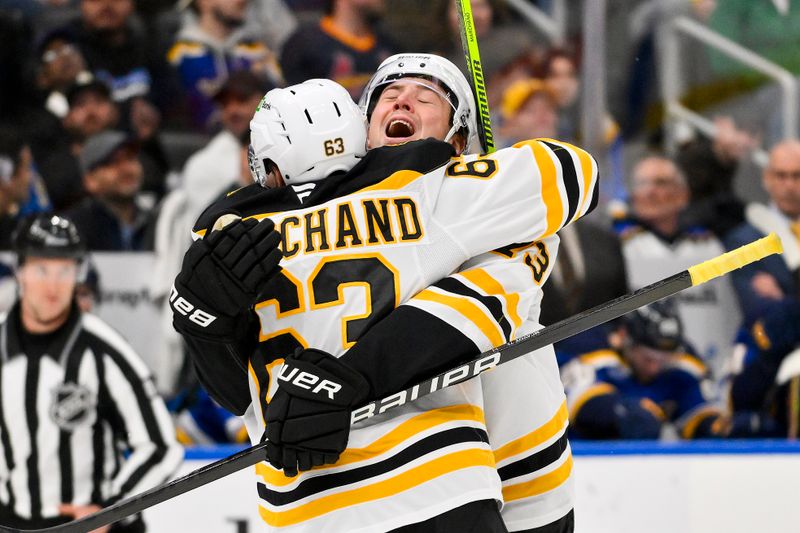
left=50, top=383, right=96, bottom=431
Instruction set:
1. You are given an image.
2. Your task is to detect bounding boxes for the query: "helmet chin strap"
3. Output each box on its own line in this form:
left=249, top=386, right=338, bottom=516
left=443, top=126, right=466, bottom=155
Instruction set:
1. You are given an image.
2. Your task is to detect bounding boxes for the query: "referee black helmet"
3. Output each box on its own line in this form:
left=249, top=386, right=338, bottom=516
left=14, top=214, right=86, bottom=265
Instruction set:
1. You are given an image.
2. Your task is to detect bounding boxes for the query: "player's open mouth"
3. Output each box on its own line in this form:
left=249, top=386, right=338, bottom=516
left=386, top=119, right=415, bottom=139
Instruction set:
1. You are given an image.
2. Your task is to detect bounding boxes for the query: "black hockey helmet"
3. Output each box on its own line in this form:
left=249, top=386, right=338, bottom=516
left=622, top=300, right=683, bottom=352
left=14, top=214, right=86, bottom=265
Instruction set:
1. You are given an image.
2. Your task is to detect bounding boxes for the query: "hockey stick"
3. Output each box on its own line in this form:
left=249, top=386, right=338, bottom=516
left=0, top=233, right=782, bottom=533
left=455, top=0, right=495, bottom=153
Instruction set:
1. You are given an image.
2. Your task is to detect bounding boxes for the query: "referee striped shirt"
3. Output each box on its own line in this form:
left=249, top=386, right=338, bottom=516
left=0, top=303, right=183, bottom=525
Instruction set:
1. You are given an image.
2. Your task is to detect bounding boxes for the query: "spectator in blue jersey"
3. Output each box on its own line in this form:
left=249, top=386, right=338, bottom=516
left=728, top=299, right=800, bottom=438
left=562, top=301, right=728, bottom=440
left=168, top=0, right=283, bottom=132
left=0, top=127, right=51, bottom=251
left=723, top=140, right=800, bottom=327
left=240, top=0, right=299, bottom=53
left=280, top=0, right=397, bottom=98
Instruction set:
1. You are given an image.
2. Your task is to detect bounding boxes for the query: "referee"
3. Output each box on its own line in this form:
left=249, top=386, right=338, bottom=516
left=0, top=215, right=183, bottom=531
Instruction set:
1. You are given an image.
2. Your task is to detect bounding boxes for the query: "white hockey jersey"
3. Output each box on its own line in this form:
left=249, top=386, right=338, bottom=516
left=620, top=227, right=741, bottom=380
left=193, top=138, right=598, bottom=532
left=459, top=251, right=575, bottom=531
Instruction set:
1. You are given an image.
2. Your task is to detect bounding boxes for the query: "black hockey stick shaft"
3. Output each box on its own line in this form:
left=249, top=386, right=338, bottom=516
left=0, top=234, right=781, bottom=533
left=455, top=0, right=495, bottom=153
left=353, top=233, right=782, bottom=423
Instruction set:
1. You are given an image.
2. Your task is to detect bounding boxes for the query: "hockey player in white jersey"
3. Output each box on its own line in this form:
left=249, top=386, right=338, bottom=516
left=250, top=60, right=575, bottom=531
left=173, top=66, right=596, bottom=532
left=358, top=53, right=578, bottom=532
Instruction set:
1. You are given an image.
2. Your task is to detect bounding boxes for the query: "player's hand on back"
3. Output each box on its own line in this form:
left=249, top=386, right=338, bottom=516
left=171, top=217, right=283, bottom=341
left=264, top=348, right=370, bottom=477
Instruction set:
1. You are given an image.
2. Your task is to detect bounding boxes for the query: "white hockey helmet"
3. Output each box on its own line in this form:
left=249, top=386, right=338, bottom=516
left=249, top=79, right=367, bottom=187
left=358, top=53, right=479, bottom=153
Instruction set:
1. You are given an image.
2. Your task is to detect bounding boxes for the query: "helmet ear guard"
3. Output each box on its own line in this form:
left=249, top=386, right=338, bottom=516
left=247, top=143, right=277, bottom=189
left=248, top=79, right=368, bottom=187
left=359, top=53, right=480, bottom=154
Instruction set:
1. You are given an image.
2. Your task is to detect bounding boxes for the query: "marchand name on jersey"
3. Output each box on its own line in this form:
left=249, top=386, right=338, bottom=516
left=278, top=196, right=424, bottom=259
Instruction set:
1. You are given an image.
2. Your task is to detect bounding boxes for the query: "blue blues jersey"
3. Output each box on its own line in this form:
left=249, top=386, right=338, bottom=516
left=562, top=349, right=721, bottom=438
left=168, top=24, right=282, bottom=131
left=280, top=16, right=396, bottom=99
left=169, top=387, right=247, bottom=445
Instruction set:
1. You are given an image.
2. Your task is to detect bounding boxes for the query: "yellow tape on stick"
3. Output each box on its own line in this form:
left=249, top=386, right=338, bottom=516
left=688, top=233, right=783, bottom=285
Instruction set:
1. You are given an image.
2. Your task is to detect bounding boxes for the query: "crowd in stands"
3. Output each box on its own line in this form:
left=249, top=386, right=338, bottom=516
left=1, top=0, right=800, bottom=445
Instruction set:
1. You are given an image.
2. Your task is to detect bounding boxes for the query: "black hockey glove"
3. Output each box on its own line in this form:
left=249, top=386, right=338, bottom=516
left=172, top=217, right=282, bottom=342
left=264, top=348, right=370, bottom=477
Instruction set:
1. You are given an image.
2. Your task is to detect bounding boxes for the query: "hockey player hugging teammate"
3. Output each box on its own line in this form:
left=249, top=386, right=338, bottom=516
left=172, top=55, right=598, bottom=532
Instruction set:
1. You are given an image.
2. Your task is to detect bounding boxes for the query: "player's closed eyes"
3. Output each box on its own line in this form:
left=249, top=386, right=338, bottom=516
left=380, top=86, right=439, bottom=106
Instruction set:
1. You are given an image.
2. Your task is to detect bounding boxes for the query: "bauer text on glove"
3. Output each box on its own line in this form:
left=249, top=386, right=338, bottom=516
left=264, top=348, right=370, bottom=477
